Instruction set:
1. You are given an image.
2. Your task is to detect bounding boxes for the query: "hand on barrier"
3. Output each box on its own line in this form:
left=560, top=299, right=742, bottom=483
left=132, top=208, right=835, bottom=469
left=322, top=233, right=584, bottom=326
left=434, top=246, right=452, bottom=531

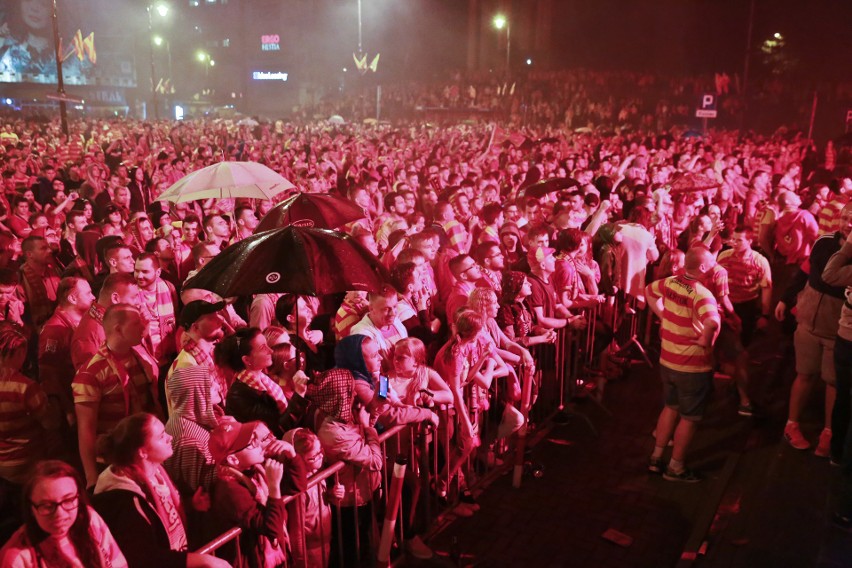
left=427, top=411, right=440, bottom=429
left=330, top=482, right=345, bottom=502
left=417, top=389, right=435, bottom=408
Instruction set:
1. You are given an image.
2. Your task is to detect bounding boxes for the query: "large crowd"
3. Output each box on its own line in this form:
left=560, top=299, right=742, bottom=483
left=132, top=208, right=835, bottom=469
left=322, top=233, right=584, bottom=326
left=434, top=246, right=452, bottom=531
left=0, top=69, right=852, bottom=567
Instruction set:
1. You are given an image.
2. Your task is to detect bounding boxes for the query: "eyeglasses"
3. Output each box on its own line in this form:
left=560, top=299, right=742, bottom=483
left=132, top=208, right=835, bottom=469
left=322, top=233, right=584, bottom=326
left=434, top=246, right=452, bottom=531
left=31, top=494, right=79, bottom=516
left=461, top=264, right=479, bottom=274
left=237, top=434, right=261, bottom=453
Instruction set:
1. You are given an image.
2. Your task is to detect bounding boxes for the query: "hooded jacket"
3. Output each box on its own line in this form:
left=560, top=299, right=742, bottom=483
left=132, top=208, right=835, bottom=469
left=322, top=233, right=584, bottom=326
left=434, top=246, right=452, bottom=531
left=92, top=467, right=188, bottom=568
left=307, top=358, right=382, bottom=508
left=335, top=335, right=433, bottom=430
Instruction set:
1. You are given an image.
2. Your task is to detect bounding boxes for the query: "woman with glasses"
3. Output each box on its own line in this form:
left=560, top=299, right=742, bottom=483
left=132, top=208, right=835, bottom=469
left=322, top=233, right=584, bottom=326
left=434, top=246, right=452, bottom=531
left=0, top=460, right=127, bottom=567
left=91, top=413, right=228, bottom=568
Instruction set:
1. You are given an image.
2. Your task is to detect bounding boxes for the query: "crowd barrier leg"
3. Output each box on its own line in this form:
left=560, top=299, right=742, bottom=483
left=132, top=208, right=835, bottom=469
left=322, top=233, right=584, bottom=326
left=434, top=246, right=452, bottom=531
left=377, top=455, right=408, bottom=565
left=513, top=362, right=533, bottom=488
left=419, top=423, right=432, bottom=527
left=287, top=493, right=306, bottom=567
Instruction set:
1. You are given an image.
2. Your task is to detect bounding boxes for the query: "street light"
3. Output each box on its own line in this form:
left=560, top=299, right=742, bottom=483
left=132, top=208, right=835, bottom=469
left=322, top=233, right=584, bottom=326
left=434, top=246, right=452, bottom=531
left=493, top=13, right=511, bottom=72
left=197, top=51, right=212, bottom=78
left=147, top=2, right=170, bottom=120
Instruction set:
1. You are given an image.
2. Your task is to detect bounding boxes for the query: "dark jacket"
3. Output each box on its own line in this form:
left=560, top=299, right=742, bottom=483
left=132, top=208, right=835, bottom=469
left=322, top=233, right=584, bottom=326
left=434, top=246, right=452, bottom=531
left=211, top=468, right=289, bottom=568
left=91, top=469, right=187, bottom=568
left=226, top=381, right=310, bottom=437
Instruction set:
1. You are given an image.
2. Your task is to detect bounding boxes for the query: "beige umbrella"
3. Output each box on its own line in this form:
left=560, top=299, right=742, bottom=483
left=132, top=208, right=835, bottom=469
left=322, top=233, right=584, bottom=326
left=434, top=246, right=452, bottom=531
left=156, top=161, right=296, bottom=203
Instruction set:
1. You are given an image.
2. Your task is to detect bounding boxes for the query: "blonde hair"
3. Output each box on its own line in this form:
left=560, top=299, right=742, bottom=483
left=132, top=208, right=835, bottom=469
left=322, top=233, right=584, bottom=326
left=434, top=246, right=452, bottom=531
left=392, top=337, right=427, bottom=366
left=467, top=287, right=497, bottom=316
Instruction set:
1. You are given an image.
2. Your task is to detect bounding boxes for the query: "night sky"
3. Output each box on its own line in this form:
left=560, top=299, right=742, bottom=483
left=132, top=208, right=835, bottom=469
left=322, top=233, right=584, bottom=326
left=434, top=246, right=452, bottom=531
left=347, top=0, right=851, bottom=80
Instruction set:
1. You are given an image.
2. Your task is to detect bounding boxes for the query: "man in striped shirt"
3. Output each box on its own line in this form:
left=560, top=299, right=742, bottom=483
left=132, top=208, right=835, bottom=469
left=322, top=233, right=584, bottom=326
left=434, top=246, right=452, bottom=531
left=717, top=226, right=773, bottom=346
left=645, top=247, right=721, bottom=482
left=817, top=178, right=852, bottom=236
left=73, top=304, right=161, bottom=488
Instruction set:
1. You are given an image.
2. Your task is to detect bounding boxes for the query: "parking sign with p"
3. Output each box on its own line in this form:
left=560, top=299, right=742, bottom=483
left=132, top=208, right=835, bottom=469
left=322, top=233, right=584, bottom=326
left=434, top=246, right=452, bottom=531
left=696, top=93, right=718, bottom=118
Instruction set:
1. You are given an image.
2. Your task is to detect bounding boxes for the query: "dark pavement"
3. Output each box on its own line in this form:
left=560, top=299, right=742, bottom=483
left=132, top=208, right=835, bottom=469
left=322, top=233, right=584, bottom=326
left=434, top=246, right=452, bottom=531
left=414, top=332, right=852, bottom=568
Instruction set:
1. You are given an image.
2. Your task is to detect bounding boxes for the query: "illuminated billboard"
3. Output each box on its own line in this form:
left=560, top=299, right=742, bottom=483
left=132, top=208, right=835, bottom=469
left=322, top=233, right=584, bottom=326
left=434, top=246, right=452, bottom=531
left=0, top=0, right=136, bottom=87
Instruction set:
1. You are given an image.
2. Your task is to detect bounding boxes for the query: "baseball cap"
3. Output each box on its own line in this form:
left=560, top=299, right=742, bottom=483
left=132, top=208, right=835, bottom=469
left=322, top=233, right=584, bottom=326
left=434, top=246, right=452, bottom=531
left=209, top=419, right=258, bottom=464
left=179, top=299, right=225, bottom=329
left=527, top=245, right=555, bottom=267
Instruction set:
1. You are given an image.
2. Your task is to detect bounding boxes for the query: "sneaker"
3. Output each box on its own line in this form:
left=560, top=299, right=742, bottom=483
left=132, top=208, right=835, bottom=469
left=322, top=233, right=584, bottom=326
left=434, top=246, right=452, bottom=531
left=815, top=429, right=832, bottom=458
left=737, top=403, right=755, bottom=417
left=405, top=536, right=434, bottom=560
left=663, top=467, right=703, bottom=483
left=648, top=458, right=666, bottom=475
left=784, top=422, right=810, bottom=450
left=459, top=490, right=481, bottom=511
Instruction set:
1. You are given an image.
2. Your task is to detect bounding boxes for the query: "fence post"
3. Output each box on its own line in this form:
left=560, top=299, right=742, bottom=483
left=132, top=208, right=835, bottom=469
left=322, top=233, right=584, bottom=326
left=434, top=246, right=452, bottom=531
left=377, top=455, right=408, bottom=565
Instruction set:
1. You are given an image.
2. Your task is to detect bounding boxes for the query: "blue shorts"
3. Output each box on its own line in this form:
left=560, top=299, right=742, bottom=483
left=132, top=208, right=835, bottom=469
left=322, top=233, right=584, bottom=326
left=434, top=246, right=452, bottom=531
left=661, top=366, right=714, bottom=422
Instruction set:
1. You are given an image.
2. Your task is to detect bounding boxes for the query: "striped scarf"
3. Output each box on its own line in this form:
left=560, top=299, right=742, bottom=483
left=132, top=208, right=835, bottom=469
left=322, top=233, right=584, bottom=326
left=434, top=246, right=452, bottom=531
left=183, top=337, right=214, bottom=369
left=20, top=262, right=58, bottom=327
left=234, top=369, right=288, bottom=413
left=140, top=279, right=177, bottom=363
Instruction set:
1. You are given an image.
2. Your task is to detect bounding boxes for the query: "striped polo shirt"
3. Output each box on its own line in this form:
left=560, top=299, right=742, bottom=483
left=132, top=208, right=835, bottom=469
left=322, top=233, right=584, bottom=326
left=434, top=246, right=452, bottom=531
left=72, top=344, right=158, bottom=435
left=717, top=248, right=772, bottom=304
left=0, top=372, right=48, bottom=467
left=817, top=195, right=849, bottom=236
left=647, top=275, right=720, bottom=373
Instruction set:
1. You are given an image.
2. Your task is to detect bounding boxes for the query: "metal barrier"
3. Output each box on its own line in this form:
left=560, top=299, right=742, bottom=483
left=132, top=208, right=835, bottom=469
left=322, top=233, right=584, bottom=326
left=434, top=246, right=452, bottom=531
left=195, top=294, right=654, bottom=563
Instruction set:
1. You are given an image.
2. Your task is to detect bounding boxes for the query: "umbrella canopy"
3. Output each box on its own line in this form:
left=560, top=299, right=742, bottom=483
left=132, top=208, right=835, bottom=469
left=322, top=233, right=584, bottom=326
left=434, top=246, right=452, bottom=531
left=184, top=226, right=389, bottom=297
left=669, top=172, right=721, bottom=193
left=328, top=115, right=345, bottom=125
left=156, top=161, right=296, bottom=203
left=518, top=177, right=581, bottom=200
left=255, top=193, right=365, bottom=232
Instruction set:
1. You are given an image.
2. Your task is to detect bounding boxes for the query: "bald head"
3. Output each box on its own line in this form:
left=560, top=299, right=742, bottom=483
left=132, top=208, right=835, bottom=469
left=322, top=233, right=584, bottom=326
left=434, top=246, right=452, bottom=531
left=103, top=303, right=141, bottom=330
left=777, top=190, right=801, bottom=210
left=103, top=303, right=146, bottom=350
left=684, top=246, right=715, bottom=277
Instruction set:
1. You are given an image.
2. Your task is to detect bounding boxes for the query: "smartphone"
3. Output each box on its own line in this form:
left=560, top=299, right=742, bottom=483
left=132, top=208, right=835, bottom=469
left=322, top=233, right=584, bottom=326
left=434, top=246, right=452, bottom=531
left=378, top=376, right=389, bottom=399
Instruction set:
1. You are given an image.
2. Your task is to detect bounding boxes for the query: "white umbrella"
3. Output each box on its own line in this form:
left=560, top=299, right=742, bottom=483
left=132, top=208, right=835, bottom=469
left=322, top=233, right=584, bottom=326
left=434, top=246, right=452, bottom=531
left=328, top=114, right=345, bottom=125
left=156, top=161, right=297, bottom=203
left=237, top=117, right=259, bottom=127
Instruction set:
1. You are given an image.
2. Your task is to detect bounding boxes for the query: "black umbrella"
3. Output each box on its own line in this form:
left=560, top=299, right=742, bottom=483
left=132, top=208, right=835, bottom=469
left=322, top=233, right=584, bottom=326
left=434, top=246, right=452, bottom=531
left=184, top=226, right=389, bottom=297
left=517, top=177, right=581, bottom=200
left=255, top=192, right=365, bottom=233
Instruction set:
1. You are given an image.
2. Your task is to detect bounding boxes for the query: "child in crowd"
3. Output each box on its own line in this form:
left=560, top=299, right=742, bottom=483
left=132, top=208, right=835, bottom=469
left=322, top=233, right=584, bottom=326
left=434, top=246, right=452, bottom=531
left=288, top=427, right=344, bottom=568
left=209, top=419, right=288, bottom=568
